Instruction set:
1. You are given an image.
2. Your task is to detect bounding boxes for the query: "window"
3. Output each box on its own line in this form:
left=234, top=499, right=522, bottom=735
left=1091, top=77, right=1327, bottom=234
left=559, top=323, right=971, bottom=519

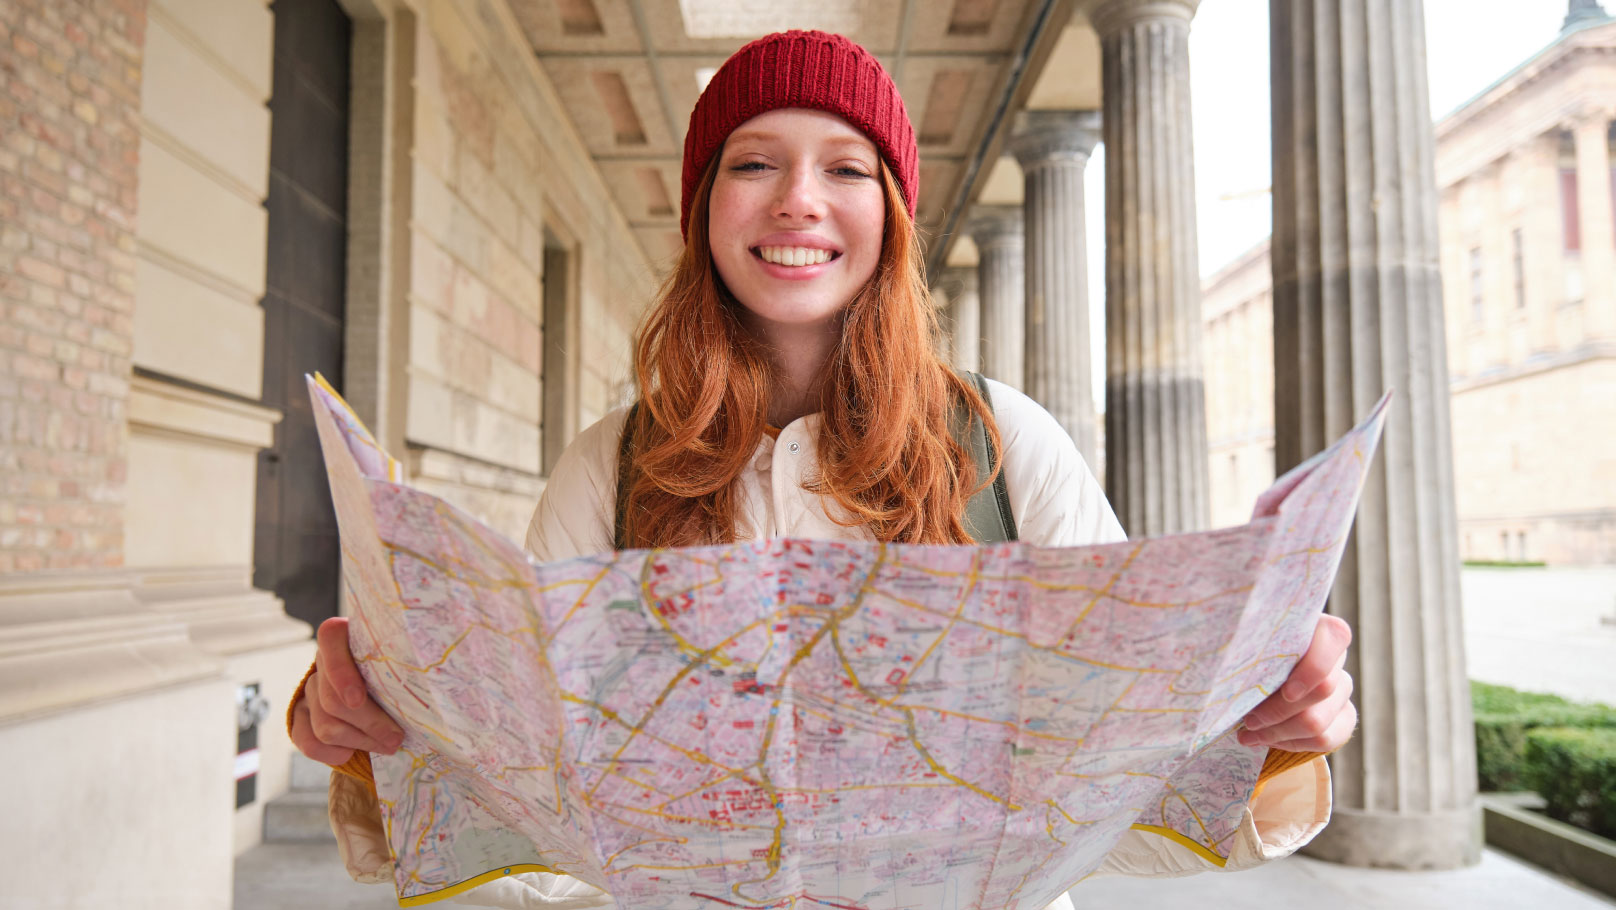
left=1469, top=247, right=1484, bottom=324
left=1511, top=228, right=1525, bottom=309
left=1560, top=166, right=1581, bottom=253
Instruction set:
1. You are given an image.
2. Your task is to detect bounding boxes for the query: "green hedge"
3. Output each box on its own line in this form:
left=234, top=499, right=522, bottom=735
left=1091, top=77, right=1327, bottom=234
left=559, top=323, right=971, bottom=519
left=1472, top=682, right=1616, bottom=792
left=1523, top=727, right=1616, bottom=838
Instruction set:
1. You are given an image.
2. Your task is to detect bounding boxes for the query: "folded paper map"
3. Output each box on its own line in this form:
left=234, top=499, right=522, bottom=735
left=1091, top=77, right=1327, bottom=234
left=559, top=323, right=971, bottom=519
left=308, top=375, right=1389, bottom=909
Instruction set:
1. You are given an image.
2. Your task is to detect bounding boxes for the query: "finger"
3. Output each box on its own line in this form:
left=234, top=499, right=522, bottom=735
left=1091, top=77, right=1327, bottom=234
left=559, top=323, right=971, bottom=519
left=1244, top=644, right=1349, bottom=732
left=1250, top=672, right=1353, bottom=746
left=1284, top=614, right=1352, bottom=703
left=307, top=684, right=399, bottom=754
left=290, top=699, right=357, bottom=766
left=314, top=664, right=404, bottom=750
left=1265, top=700, right=1358, bottom=753
left=317, top=617, right=367, bottom=709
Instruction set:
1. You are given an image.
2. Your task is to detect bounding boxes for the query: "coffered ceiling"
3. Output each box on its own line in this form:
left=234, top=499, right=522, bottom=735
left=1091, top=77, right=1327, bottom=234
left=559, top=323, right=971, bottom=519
left=508, top=0, right=1101, bottom=272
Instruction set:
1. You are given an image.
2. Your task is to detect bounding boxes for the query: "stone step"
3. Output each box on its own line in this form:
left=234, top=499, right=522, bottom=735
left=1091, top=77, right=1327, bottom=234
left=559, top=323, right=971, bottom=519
left=289, top=752, right=330, bottom=792
left=262, top=789, right=333, bottom=843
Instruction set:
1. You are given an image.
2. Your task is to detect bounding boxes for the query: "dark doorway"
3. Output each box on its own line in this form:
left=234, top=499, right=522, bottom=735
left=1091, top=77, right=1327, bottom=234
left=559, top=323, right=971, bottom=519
left=254, top=0, right=352, bottom=629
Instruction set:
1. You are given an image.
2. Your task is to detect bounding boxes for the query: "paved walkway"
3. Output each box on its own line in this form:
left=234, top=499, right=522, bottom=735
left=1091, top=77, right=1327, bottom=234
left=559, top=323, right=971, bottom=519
left=236, top=842, right=1614, bottom=910
left=1462, top=566, right=1616, bottom=704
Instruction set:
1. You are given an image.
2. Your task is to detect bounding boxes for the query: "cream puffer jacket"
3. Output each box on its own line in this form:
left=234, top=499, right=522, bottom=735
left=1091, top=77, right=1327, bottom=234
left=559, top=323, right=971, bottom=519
left=327, top=378, right=1332, bottom=909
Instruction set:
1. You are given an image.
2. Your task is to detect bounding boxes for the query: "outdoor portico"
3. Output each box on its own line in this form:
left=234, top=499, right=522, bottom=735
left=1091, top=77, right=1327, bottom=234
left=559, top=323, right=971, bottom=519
left=0, top=0, right=1492, bottom=906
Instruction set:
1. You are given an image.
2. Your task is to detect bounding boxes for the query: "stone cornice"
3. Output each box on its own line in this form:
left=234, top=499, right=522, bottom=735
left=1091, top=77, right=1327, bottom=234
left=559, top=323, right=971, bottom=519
left=128, top=374, right=282, bottom=451
left=966, top=205, right=1025, bottom=247
left=132, top=565, right=312, bottom=657
left=1435, top=22, right=1616, bottom=141
left=1448, top=340, right=1616, bottom=394
left=0, top=570, right=224, bottom=725
left=1086, top=0, right=1200, bottom=38
left=1008, top=110, right=1102, bottom=169
left=0, top=566, right=312, bottom=724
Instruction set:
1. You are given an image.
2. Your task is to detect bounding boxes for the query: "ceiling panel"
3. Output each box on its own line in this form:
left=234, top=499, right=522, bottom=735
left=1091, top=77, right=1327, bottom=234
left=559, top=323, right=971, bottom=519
left=509, top=0, right=644, bottom=53
left=539, top=56, right=681, bottom=156
left=517, top=0, right=1072, bottom=273
left=906, top=0, right=1033, bottom=53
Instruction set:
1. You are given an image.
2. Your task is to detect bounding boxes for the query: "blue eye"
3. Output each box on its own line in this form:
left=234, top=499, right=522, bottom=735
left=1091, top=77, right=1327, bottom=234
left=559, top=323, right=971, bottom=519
left=731, top=162, right=767, bottom=172
left=835, top=167, right=872, bottom=179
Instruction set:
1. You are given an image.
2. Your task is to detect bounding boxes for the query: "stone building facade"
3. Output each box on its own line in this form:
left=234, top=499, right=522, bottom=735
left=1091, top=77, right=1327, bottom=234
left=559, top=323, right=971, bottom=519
left=1201, top=9, right=1616, bottom=565
left=2, top=0, right=653, bottom=904
left=2, top=0, right=1485, bottom=904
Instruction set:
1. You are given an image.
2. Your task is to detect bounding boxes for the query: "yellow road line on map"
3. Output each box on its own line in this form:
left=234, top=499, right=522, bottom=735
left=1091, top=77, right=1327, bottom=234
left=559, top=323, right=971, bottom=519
left=555, top=563, right=612, bottom=633
left=1126, top=824, right=1228, bottom=867
left=893, top=549, right=981, bottom=700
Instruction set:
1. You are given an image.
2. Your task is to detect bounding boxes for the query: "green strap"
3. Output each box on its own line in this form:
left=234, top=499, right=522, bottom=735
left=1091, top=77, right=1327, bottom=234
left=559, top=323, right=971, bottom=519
left=957, top=370, right=1018, bottom=544
left=613, top=373, right=1017, bottom=548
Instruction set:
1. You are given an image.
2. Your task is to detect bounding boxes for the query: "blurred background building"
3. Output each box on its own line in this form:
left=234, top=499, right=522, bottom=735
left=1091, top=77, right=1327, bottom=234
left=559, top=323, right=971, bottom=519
left=1202, top=8, right=1616, bottom=564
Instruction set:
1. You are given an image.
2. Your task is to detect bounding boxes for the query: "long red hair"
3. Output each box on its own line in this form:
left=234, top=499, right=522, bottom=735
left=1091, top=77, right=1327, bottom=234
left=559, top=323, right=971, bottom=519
left=621, top=156, right=1002, bottom=548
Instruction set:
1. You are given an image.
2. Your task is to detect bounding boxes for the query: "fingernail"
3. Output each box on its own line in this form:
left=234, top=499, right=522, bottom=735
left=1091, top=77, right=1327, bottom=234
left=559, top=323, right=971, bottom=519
left=343, top=685, right=365, bottom=708
left=1244, top=715, right=1267, bottom=732
left=1282, top=682, right=1305, bottom=702
left=1237, top=730, right=1263, bottom=747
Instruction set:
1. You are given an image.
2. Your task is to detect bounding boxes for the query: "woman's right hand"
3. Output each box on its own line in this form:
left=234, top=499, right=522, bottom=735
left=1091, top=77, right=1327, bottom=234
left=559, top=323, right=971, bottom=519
left=289, top=617, right=405, bottom=765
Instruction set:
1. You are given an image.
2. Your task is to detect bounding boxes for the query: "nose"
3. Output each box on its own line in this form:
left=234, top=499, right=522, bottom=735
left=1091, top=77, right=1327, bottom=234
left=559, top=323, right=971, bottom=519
left=772, top=162, right=827, bottom=223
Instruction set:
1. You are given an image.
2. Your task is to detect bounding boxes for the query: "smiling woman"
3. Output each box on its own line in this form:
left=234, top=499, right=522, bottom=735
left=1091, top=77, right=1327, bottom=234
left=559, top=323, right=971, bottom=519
left=289, top=27, right=1358, bottom=910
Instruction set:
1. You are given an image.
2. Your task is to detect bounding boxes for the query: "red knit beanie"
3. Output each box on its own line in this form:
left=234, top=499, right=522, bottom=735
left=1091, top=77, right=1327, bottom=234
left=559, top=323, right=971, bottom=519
left=680, top=30, right=918, bottom=238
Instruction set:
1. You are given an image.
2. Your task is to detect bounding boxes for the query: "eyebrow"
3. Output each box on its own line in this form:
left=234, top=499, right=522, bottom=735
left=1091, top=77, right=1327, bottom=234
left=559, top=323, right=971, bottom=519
left=725, top=130, right=875, bottom=153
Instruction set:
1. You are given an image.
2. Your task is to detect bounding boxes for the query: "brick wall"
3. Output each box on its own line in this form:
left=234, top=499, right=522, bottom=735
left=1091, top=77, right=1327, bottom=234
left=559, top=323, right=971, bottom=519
left=0, top=0, right=145, bottom=571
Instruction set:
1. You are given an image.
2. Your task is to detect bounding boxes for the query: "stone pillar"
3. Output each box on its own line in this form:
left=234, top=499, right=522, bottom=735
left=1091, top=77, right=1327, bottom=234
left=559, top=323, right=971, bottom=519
left=1010, top=110, right=1103, bottom=468
left=938, top=267, right=982, bottom=374
left=967, top=205, right=1026, bottom=389
left=1092, top=0, right=1209, bottom=536
left=1271, top=0, right=1480, bottom=869
left=1573, top=113, right=1616, bottom=332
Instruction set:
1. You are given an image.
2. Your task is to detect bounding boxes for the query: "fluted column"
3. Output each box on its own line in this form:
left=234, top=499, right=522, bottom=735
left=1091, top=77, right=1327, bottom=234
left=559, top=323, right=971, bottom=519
left=968, top=205, right=1026, bottom=389
left=1010, top=110, right=1102, bottom=468
left=938, top=267, right=982, bottom=374
left=1093, top=0, right=1208, bottom=536
left=1272, top=0, right=1479, bottom=869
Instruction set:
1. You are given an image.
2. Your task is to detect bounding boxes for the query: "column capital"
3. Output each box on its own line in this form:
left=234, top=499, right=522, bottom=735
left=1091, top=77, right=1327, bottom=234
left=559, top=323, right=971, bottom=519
left=1089, top=0, right=1200, bottom=38
left=966, top=204, right=1023, bottom=249
left=1009, top=110, right=1102, bottom=169
left=936, top=265, right=979, bottom=297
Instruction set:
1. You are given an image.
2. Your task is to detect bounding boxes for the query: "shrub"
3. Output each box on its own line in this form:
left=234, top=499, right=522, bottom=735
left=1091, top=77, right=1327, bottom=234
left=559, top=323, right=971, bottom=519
left=1471, top=682, right=1616, bottom=792
left=1523, top=727, right=1616, bottom=838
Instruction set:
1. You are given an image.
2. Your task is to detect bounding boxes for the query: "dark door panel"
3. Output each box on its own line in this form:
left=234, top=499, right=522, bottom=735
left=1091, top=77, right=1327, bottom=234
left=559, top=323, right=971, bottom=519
left=254, top=0, right=351, bottom=630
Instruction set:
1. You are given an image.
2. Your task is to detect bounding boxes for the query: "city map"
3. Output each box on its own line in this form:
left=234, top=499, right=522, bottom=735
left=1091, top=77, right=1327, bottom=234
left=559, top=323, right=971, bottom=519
left=308, top=375, right=1389, bottom=909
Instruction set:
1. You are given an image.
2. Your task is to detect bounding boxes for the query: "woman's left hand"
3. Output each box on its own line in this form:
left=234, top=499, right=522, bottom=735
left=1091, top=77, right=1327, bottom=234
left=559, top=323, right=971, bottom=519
left=1238, top=613, right=1357, bottom=752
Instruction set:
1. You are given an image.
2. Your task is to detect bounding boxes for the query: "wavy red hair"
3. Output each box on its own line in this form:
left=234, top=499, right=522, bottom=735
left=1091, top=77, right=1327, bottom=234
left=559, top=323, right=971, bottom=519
left=621, top=156, right=1002, bottom=548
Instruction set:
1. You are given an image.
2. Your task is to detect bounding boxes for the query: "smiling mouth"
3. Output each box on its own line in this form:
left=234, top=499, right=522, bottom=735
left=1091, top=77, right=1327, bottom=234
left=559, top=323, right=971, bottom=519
left=752, top=246, right=841, bottom=267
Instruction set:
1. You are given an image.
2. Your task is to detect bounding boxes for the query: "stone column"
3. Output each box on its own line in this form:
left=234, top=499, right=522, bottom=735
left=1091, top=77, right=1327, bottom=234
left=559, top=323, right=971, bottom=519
left=1010, top=110, right=1103, bottom=468
left=1573, top=113, right=1615, bottom=331
left=1271, top=0, right=1479, bottom=869
left=1092, top=0, right=1209, bottom=536
left=938, top=267, right=982, bottom=373
left=967, top=205, right=1026, bottom=389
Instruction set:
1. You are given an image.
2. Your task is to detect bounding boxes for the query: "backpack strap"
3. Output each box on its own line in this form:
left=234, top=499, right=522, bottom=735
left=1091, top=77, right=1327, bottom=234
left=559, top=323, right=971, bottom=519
left=612, top=375, right=1018, bottom=549
left=956, top=370, right=1019, bottom=544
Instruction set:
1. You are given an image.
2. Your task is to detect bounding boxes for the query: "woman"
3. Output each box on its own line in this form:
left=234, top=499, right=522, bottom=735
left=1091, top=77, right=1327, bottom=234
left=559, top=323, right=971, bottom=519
left=292, top=30, right=1353, bottom=908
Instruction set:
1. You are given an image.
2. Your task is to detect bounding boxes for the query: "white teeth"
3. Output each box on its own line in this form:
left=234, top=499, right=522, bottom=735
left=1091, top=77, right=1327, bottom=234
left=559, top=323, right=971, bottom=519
left=758, top=246, right=833, bottom=266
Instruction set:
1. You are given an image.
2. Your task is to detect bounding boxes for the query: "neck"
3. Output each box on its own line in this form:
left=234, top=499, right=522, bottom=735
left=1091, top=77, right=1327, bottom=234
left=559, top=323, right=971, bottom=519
left=748, top=316, right=842, bottom=427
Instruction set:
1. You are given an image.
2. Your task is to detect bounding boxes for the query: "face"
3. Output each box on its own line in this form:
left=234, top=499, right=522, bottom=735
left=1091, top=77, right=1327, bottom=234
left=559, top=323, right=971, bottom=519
left=706, top=108, right=887, bottom=341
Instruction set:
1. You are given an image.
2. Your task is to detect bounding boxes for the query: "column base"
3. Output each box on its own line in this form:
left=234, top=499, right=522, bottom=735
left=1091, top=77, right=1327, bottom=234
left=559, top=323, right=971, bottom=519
left=1302, top=802, right=1483, bottom=869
